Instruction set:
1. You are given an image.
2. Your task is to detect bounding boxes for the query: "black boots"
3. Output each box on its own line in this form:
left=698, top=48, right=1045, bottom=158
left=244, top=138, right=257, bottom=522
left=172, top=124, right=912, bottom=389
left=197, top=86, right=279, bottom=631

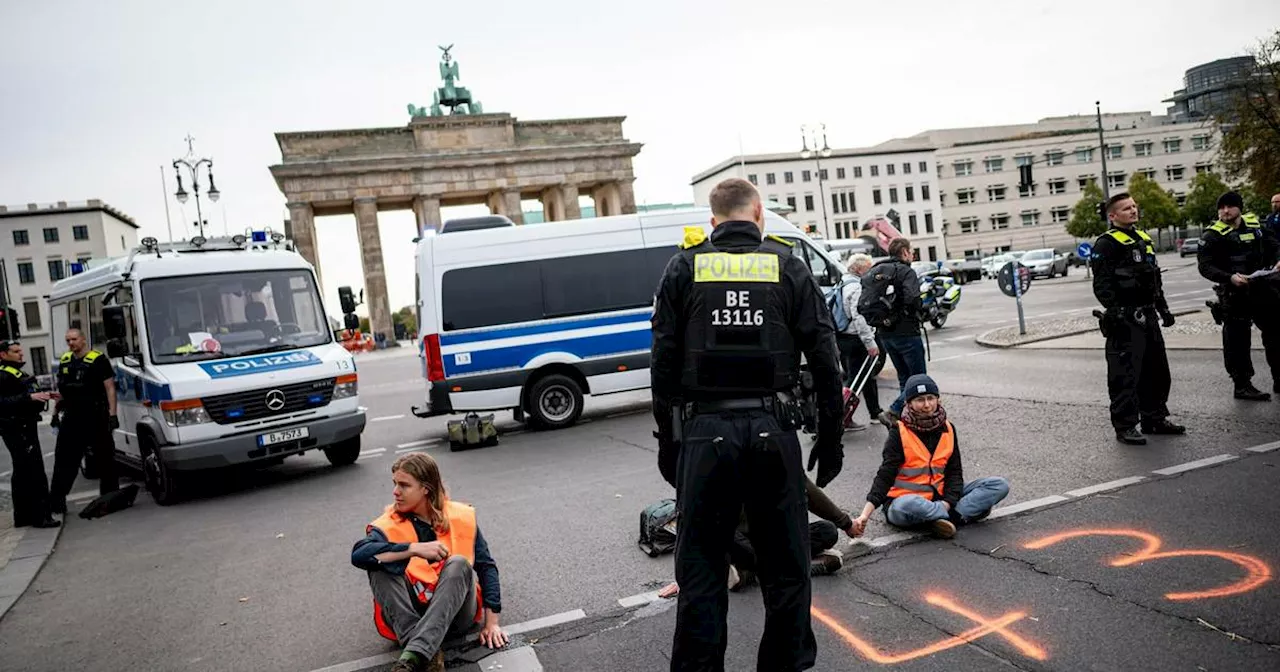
left=1116, top=426, right=1148, bottom=445
left=1234, top=382, right=1272, bottom=401
left=1141, top=419, right=1187, bottom=435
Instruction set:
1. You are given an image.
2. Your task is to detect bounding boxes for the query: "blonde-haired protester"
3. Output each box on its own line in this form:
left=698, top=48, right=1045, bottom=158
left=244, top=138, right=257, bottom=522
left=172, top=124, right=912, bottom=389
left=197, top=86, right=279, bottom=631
left=840, top=253, right=887, bottom=428
left=351, top=453, right=508, bottom=672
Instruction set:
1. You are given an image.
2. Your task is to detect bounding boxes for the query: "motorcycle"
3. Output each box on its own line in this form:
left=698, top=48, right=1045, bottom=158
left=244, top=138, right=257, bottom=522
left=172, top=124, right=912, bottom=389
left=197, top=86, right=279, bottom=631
left=920, top=273, right=962, bottom=329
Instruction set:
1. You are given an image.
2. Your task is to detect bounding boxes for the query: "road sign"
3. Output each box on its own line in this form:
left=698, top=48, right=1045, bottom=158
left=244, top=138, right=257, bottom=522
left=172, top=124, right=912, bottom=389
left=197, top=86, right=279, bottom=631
left=998, top=262, right=1032, bottom=298
left=1076, top=242, right=1093, bottom=259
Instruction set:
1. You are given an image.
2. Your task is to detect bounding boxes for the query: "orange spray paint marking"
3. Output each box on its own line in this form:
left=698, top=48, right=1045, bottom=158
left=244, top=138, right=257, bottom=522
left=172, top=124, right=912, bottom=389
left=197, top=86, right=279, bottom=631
left=812, top=593, right=1048, bottom=664
left=1024, top=529, right=1272, bottom=600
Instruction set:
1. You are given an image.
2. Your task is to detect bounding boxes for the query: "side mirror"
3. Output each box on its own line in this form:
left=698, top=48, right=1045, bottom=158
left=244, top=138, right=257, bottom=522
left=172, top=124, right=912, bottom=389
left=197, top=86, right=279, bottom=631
left=343, top=313, right=360, bottom=331
left=123, top=355, right=141, bottom=368
left=106, top=339, right=127, bottom=358
left=103, top=305, right=128, bottom=341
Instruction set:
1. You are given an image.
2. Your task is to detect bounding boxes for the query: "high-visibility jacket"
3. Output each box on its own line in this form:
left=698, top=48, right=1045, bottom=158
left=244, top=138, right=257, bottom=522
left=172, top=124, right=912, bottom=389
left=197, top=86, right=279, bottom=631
left=366, top=500, right=484, bottom=642
left=886, top=421, right=954, bottom=501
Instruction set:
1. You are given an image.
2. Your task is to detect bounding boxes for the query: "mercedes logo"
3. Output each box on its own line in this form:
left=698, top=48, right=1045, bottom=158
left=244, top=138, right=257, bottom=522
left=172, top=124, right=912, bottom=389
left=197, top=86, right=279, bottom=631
left=265, top=389, right=286, bottom=411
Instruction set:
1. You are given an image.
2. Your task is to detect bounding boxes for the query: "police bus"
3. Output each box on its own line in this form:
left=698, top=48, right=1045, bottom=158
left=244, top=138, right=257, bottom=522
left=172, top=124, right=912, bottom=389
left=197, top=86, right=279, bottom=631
left=411, top=207, right=848, bottom=430
left=47, top=232, right=367, bottom=505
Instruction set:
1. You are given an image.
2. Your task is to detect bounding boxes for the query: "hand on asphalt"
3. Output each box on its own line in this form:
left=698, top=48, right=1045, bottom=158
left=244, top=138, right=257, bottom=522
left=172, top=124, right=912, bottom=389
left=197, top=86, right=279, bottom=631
left=658, top=582, right=680, bottom=599
left=479, top=622, right=509, bottom=649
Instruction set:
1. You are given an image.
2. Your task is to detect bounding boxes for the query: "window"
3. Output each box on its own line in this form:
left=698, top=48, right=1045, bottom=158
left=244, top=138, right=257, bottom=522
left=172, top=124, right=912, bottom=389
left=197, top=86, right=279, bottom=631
left=987, top=185, right=1007, bottom=201
left=1015, top=155, right=1033, bottom=167
left=959, top=217, right=981, bottom=234
left=23, top=301, right=41, bottom=331
left=1075, top=148, right=1094, bottom=163
left=47, top=259, right=65, bottom=282
left=908, top=214, right=919, bottom=235
left=1108, top=145, right=1123, bottom=160
left=68, top=298, right=85, bottom=331
left=29, top=346, right=48, bottom=377
left=43, top=227, right=59, bottom=243
left=72, top=225, right=89, bottom=241
left=818, top=169, right=828, bottom=180
left=903, top=162, right=912, bottom=174
left=802, top=170, right=812, bottom=182
left=836, top=167, right=846, bottom=179
left=1195, top=162, right=1213, bottom=175
left=889, top=188, right=899, bottom=204
left=873, top=189, right=882, bottom=205
left=1107, top=173, right=1127, bottom=190
left=905, top=186, right=915, bottom=202
left=1078, top=175, right=1097, bottom=190
left=991, top=214, right=1010, bottom=230
left=1051, top=207, right=1070, bottom=224
left=747, top=174, right=758, bottom=185
left=804, top=195, right=815, bottom=211
left=963, top=249, right=982, bottom=259
left=927, top=246, right=937, bottom=262
left=919, top=161, right=928, bottom=173
left=1046, top=151, right=1064, bottom=166
left=953, top=161, right=973, bottom=177
left=784, top=171, right=794, bottom=184
left=984, top=157, right=1004, bottom=173
left=1021, top=212, right=1040, bottom=227
left=1166, top=166, right=1186, bottom=181
left=924, top=212, right=935, bottom=234
left=1047, top=179, right=1067, bottom=195
left=1018, top=183, right=1037, bottom=198
left=766, top=173, right=776, bottom=185
left=1163, top=138, right=1182, bottom=153
left=921, top=184, right=931, bottom=201
left=786, top=196, right=797, bottom=209
left=1192, top=135, right=1210, bottom=151
left=1139, top=168, right=1156, bottom=180
left=870, top=165, right=879, bottom=177
left=1134, top=142, right=1152, bottom=157
left=17, top=262, right=35, bottom=284
left=833, top=194, right=841, bottom=214
left=956, top=189, right=976, bottom=205
left=912, top=249, right=921, bottom=262
left=12, top=230, right=29, bottom=246
left=1175, top=192, right=1187, bottom=207
left=854, top=166, right=863, bottom=178
left=887, top=164, right=896, bottom=176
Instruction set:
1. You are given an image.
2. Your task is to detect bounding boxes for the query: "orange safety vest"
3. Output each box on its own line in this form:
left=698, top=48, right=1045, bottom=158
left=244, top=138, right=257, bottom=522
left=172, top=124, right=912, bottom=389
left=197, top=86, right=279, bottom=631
left=366, top=500, right=484, bottom=642
left=886, top=421, right=954, bottom=501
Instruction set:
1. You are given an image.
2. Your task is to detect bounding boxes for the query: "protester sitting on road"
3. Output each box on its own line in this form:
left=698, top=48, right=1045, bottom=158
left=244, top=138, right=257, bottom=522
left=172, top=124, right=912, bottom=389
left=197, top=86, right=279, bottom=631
left=351, top=453, right=509, bottom=672
left=851, top=374, right=1009, bottom=539
left=657, top=474, right=857, bottom=598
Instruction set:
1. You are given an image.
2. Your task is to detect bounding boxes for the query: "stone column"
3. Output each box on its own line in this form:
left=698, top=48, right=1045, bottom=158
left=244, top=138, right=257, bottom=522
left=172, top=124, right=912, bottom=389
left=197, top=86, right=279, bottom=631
left=561, top=184, right=582, bottom=220
left=540, top=186, right=565, bottom=222
left=412, top=195, right=442, bottom=235
left=617, top=179, right=637, bottom=215
left=353, top=198, right=394, bottom=344
left=502, top=190, right=524, bottom=225
left=287, top=201, right=321, bottom=288
left=591, top=183, right=622, bottom=217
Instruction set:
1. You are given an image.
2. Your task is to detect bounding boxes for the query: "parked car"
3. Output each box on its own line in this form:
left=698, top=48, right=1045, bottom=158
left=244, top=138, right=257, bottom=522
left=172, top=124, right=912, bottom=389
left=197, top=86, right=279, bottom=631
left=983, top=253, right=1015, bottom=279
left=1178, top=237, right=1201, bottom=257
left=1020, top=248, right=1070, bottom=279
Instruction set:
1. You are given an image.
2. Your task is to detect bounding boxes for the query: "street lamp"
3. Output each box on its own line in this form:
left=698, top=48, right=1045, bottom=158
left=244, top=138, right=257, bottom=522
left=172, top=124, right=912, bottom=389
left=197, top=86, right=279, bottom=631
left=800, top=123, right=832, bottom=239
left=172, top=134, right=220, bottom=238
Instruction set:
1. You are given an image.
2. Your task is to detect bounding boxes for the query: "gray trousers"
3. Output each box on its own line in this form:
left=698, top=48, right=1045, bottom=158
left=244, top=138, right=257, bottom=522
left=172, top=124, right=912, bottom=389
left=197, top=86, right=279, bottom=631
left=369, top=555, right=480, bottom=657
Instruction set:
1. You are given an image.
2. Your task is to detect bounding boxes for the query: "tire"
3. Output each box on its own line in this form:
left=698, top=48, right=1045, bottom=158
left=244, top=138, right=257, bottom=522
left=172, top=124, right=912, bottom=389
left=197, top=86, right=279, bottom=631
left=931, top=313, right=948, bottom=329
left=141, top=434, right=181, bottom=506
left=324, top=435, right=361, bottom=466
left=1062, top=265, right=1070, bottom=277
left=526, top=374, right=584, bottom=430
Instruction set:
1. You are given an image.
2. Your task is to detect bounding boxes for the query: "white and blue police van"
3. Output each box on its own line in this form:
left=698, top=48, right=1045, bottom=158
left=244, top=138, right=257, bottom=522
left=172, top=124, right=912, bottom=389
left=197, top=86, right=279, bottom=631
left=410, top=207, right=847, bottom=430
left=47, top=232, right=366, bottom=505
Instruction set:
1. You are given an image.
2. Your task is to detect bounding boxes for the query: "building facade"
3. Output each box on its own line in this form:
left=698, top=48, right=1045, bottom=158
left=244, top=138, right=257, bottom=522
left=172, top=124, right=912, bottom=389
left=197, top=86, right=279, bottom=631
left=691, top=147, right=950, bottom=263
left=0, top=200, right=139, bottom=375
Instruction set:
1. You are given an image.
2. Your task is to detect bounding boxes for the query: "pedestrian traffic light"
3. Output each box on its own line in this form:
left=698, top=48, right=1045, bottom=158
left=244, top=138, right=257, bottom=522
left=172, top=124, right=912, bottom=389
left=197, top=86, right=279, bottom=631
left=1019, top=164, right=1033, bottom=190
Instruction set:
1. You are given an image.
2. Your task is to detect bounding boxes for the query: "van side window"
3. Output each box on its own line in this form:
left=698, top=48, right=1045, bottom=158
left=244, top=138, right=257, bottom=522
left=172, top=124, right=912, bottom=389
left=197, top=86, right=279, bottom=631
left=68, top=298, right=86, bottom=332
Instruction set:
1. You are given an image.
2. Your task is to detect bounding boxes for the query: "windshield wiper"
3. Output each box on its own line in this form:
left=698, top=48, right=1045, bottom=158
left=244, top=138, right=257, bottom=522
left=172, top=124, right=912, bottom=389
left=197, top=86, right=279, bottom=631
left=234, top=343, right=301, bottom=357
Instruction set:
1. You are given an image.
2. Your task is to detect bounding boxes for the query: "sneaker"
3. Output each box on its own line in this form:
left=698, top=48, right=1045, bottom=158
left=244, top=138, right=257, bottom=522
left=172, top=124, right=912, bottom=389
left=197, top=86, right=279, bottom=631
left=426, top=651, right=445, bottom=672
left=844, top=420, right=868, bottom=432
left=929, top=519, right=956, bottom=539
left=729, top=566, right=757, bottom=593
left=1235, top=383, right=1272, bottom=401
left=727, top=564, right=740, bottom=590
left=877, top=410, right=899, bottom=429
left=1116, top=427, right=1147, bottom=445
left=390, top=656, right=425, bottom=672
left=1141, top=418, right=1186, bottom=435
left=810, top=550, right=844, bottom=576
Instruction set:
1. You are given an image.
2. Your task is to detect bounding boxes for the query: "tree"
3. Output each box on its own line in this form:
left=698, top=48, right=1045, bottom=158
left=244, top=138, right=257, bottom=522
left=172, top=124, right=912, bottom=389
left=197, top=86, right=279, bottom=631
left=1215, top=30, right=1280, bottom=196
left=1182, top=171, right=1231, bottom=227
left=359, top=317, right=370, bottom=333
left=1238, top=183, right=1272, bottom=216
left=1128, top=173, right=1181, bottom=248
left=392, top=306, right=417, bottom=336
left=1067, top=179, right=1108, bottom=239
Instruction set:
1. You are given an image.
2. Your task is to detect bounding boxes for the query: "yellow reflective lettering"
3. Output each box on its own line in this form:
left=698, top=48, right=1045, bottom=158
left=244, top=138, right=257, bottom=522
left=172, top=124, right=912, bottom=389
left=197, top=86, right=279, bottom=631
left=693, top=253, right=781, bottom=282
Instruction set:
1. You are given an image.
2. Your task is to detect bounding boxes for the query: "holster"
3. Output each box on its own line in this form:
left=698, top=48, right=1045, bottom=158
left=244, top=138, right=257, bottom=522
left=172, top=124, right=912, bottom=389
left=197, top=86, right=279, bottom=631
left=669, top=402, right=684, bottom=448
left=1092, top=309, right=1112, bottom=338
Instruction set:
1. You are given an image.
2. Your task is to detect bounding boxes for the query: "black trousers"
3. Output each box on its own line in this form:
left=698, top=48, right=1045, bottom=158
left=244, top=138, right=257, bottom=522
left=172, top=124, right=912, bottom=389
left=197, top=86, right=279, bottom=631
left=1105, top=311, right=1171, bottom=430
left=2, top=424, right=52, bottom=526
left=50, top=410, right=118, bottom=504
left=729, top=521, right=839, bottom=573
left=671, top=409, right=815, bottom=672
left=1221, top=290, right=1280, bottom=386
left=836, top=334, right=883, bottom=416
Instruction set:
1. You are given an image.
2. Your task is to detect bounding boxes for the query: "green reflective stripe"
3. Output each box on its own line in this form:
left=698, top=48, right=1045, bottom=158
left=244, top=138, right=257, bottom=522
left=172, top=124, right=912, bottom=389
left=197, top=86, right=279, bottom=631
left=897, top=467, right=933, bottom=477
left=0, top=365, right=22, bottom=378
left=1134, top=229, right=1154, bottom=243
left=765, top=234, right=794, bottom=248
left=1106, top=230, right=1136, bottom=245
left=60, top=351, right=73, bottom=363
left=83, top=350, right=102, bottom=363
left=1209, top=221, right=1231, bottom=234
left=891, top=480, right=935, bottom=493
left=1243, top=213, right=1260, bottom=225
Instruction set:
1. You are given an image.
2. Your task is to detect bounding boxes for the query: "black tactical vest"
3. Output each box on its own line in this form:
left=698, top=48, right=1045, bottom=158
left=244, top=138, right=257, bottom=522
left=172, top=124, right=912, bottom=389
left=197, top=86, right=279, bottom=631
left=678, top=237, right=799, bottom=396
left=1206, top=217, right=1271, bottom=275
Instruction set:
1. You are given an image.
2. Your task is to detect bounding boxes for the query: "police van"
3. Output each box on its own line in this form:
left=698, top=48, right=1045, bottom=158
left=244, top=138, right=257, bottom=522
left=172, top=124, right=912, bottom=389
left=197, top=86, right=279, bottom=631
left=411, top=207, right=847, bottom=430
left=47, top=232, right=366, bottom=505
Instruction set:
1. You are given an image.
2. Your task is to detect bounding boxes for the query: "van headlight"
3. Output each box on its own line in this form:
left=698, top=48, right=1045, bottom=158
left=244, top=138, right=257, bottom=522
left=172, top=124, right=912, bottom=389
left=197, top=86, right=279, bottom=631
left=160, top=399, right=210, bottom=426
left=333, top=373, right=358, bottom=400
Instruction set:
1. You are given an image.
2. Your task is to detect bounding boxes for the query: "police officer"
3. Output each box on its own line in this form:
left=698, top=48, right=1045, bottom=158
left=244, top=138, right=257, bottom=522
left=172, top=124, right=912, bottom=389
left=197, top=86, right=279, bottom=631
left=49, top=328, right=120, bottom=513
left=651, top=177, right=843, bottom=671
left=1197, top=190, right=1280, bottom=400
left=1091, top=192, right=1186, bottom=445
left=0, top=340, right=59, bottom=528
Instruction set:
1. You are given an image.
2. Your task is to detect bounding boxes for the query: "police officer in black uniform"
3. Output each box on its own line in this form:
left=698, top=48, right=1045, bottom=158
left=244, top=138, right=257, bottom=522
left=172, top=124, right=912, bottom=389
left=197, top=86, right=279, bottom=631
left=0, top=340, right=60, bottom=528
left=1197, top=190, right=1280, bottom=400
left=49, top=328, right=119, bottom=513
left=651, top=177, right=843, bottom=672
left=1091, top=192, right=1186, bottom=445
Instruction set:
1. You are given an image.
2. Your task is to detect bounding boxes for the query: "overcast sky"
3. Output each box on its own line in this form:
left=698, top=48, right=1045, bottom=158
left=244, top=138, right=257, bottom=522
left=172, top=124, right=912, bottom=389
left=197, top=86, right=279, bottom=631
left=2, top=1, right=1277, bottom=318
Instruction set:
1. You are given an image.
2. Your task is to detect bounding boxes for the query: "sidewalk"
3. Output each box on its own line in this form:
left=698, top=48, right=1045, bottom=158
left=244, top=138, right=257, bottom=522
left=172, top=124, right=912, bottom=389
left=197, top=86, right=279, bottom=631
left=1020, top=310, right=1262, bottom=350
left=0, top=513, right=61, bottom=622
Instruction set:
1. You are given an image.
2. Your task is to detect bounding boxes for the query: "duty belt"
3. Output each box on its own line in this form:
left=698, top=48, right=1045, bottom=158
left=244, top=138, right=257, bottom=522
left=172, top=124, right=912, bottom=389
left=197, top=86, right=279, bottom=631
left=684, top=396, right=778, bottom=415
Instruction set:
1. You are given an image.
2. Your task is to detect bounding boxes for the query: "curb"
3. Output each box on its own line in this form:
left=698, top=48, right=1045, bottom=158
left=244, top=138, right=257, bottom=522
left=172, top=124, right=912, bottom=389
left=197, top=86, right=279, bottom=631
left=0, top=523, right=62, bottom=622
left=975, top=307, right=1203, bottom=349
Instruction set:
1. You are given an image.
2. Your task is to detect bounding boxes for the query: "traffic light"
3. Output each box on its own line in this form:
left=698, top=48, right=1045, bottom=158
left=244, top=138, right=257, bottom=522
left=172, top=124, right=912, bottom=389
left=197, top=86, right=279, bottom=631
left=1018, top=163, right=1033, bottom=190
left=0, top=306, right=18, bottom=341
left=1097, top=201, right=1108, bottom=224
left=338, top=286, right=357, bottom=315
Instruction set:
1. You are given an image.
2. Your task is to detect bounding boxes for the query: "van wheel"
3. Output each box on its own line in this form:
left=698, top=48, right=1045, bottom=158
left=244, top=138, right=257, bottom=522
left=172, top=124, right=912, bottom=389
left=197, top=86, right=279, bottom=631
left=324, top=436, right=361, bottom=466
left=141, top=435, right=181, bottom=506
left=527, top=374, right=583, bottom=430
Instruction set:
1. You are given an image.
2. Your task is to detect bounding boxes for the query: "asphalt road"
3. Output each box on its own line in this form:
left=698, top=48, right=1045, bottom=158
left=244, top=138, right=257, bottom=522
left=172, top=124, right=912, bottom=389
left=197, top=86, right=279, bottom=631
left=1, top=251, right=1276, bottom=672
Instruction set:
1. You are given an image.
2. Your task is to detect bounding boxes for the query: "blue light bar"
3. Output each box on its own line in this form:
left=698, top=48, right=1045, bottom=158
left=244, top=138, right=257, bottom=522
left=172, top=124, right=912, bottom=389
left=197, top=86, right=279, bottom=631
left=307, top=394, right=324, bottom=404
left=70, top=263, right=85, bottom=275
left=251, top=231, right=268, bottom=243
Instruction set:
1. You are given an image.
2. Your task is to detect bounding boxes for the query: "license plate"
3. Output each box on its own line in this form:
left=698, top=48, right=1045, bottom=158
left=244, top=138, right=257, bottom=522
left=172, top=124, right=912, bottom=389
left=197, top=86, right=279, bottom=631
left=258, top=427, right=309, bottom=446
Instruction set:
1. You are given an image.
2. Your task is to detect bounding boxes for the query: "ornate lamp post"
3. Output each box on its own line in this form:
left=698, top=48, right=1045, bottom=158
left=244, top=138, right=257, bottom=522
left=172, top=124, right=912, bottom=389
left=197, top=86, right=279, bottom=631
left=800, top=123, right=832, bottom=239
left=172, top=135, right=220, bottom=238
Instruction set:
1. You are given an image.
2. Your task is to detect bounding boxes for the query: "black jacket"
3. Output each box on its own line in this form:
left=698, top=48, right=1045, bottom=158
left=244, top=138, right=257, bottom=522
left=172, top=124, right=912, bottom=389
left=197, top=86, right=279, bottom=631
left=1197, top=219, right=1280, bottom=289
left=866, top=423, right=964, bottom=510
left=865, top=258, right=922, bottom=336
left=1091, top=227, right=1169, bottom=312
left=0, top=362, right=42, bottom=426
left=650, top=221, right=843, bottom=487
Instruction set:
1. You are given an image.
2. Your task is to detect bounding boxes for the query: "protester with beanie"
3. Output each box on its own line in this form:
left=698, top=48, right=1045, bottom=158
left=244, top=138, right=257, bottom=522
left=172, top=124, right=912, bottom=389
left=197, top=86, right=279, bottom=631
left=848, top=374, right=1009, bottom=539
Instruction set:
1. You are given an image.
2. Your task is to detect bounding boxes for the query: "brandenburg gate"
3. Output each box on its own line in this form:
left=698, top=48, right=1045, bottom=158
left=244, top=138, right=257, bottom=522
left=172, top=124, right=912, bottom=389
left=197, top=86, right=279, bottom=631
left=269, top=46, right=643, bottom=341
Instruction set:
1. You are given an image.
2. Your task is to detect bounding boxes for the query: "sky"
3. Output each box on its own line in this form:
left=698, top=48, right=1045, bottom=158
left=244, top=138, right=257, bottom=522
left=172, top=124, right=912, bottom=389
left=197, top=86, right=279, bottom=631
left=2, top=0, right=1278, bottom=319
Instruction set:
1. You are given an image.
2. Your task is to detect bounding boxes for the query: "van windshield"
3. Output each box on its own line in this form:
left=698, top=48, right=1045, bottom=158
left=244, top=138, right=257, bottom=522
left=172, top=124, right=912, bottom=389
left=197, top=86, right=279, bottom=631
left=141, top=269, right=331, bottom=364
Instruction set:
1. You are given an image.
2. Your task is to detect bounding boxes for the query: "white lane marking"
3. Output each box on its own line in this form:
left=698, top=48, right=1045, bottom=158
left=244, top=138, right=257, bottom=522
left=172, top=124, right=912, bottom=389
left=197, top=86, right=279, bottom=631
left=370, top=414, right=406, bottom=422
left=394, top=441, right=439, bottom=454
left=1152, top=453, right=1238, bottom=476
left=44, top=452, right=55, bottom=458
left=395, top=439, right=437, bottom=450
left=358, top=448, right=387, bottom=458
left=0, top=470, right=10, bottom=478
left=865, top=531, right=919, bottom=548
left=1247, top=440, right=1280, bottom=454
left=504, top=608, right=587, bottom=635
left=929, top=350, right=999, bottom=363
left=619, top=591, right=663, bottom=608
left=986, top=495, right=1071, bottom=520
left=307, top=653, right=397, bottom=672
left=1064, top=476, right=1146, bottom=498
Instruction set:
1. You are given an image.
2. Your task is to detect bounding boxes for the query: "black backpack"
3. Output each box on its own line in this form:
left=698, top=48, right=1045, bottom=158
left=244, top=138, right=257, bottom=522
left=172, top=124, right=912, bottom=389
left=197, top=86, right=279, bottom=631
left=638, top=498, right=679, bottom=557
left=858, top=265, right=902, bottom=330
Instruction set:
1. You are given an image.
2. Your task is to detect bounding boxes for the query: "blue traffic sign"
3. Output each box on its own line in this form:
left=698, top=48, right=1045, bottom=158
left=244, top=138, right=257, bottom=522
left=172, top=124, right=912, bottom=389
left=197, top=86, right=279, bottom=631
left=1076, top=242, right=1093, bottom=259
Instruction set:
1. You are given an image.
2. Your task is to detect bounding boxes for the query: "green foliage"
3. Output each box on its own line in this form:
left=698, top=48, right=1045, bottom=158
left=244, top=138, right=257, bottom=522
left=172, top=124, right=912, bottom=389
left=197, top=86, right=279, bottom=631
left=392, top=306, right=417, bottom=335
left=1182, top=172, right=1231, bottom=227
left=1128, top=173, right=1181, bottom=234
left=1238, top=183, right=1272, bottom=216
left=1215, top=30, right=1280, bottom=196
left=1067, top=179, right=1108, bottom=239
left=359, top=317, right=370, bottom=333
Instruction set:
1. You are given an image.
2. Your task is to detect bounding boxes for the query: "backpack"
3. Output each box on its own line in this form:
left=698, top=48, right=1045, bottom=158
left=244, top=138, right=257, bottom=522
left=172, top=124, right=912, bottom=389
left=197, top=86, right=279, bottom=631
left=638, top=498, right=679, bottom=557
left=858, top=266, right=902, bottom=330
left=824, top=280, right=854, bottom=332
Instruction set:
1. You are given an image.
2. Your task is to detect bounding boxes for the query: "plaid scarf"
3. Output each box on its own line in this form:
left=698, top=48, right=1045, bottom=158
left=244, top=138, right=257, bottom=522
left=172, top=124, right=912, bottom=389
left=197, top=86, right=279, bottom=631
left=902, top=404, right=948, bottom=433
